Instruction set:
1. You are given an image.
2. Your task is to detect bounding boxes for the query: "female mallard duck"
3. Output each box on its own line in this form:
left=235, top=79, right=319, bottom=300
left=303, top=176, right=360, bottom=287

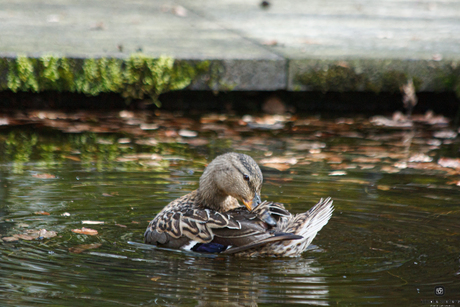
left=144, top=152, right=333, bottom=257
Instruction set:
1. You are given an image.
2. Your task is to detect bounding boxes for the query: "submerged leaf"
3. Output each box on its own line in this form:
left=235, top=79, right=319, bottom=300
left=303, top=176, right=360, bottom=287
left=69, top=243, right=103, bottom=254
left=32, top=173, right=56, bottom=179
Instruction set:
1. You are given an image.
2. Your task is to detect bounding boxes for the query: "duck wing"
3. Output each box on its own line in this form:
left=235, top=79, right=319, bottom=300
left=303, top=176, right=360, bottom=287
left=144, top=192, right=240, bottom=248
left=211, top=201, right=302, bottom=253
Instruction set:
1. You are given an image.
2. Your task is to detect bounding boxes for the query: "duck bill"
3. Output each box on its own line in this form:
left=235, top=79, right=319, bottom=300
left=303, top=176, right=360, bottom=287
left=242, top=194, right=262, bottom=211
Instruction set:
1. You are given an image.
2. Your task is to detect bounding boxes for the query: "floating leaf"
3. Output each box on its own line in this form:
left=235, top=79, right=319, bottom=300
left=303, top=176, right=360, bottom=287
left=72, top=227, right=98, bottom=235
left=438, top=158, right=460, bottom=169
left=433, top=130, right=457, bottom=139
left=408, top=154, right=432, bottom=163
left=13, top=234, right=36, bottom=240
left=140, top=123, right=159, bottom=130
left=38, top=229, right=57, bottom=238
left=178, top=129, right=198, bottom=138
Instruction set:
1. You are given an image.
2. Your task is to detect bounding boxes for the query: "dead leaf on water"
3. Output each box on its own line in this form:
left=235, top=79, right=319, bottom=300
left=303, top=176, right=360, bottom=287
left=72, top=227, right=98, bottom=236
left=377, top=185, right=391, bottom=191
left=150, top=276, right=161, bottom=281
left=12, top=229, right=57, bottom=240
left=13, top=234, right=36, bottom=240
left=178, top=129, right=198, bottom=138
left=140, top=123, right=159, bottom=130
left=438, top=157, right=460, bottom=169
left=358, top=164, right=376, bottom=170
left=115, top=224, right=127, bottom=228
left=260, top=157, right=297, bottom=171
left=408, top=154, right=432, bottom=163
left=433, top=130, right=457, bottom=139
left=69, top=243, right=103, bottom=254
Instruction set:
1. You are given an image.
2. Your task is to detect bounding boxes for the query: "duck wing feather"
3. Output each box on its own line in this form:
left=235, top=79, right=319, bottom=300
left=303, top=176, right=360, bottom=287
left=144, top=191, right=240, bottom=247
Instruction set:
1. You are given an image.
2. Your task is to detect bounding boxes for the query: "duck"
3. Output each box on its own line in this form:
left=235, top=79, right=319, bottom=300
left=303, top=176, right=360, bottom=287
left=144, top=152, right=334, bottom=257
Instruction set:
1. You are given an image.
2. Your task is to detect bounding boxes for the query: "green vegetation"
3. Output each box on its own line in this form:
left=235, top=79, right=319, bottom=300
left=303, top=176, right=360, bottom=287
left=0, top=55, right=210, bottom=105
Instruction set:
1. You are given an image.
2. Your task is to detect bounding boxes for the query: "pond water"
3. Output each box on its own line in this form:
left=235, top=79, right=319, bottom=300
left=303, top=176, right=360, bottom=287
left=0, top=110, right=459, bottom=306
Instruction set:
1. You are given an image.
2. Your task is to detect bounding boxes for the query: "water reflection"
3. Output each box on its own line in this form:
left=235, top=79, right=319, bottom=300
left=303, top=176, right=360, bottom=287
left=91, top=246, right=330, bottom=306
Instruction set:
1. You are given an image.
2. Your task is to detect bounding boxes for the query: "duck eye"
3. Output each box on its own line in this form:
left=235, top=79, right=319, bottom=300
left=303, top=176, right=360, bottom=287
left=243, top=174, right=250, bottom=181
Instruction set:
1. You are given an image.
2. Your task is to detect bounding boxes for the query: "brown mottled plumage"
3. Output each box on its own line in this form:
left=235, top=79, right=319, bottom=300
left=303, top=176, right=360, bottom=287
left=144, top=152, right=334, bottom=257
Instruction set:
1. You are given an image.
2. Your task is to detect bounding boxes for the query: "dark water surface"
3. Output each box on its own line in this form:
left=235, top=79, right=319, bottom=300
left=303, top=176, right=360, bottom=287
left=0, top=111, right=459, bottom=306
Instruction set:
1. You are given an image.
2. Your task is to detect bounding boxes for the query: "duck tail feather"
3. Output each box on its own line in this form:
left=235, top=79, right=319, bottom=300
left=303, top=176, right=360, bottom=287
left=282, top=197, right=334, bottom=241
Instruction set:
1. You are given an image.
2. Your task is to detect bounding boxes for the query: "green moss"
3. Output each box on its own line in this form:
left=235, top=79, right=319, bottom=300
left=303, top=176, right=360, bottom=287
left=0, top=58, right=9, bottom=91
left=7, top=55, right=39, bottom=92
left=297, top=63, right=366, bottom=92
left=294, top=59, right=460, bottom=95
left=2, top=54, right=210, bottom=105
left=122, top=55, right=209, bottom=106
left=432, top=65, right=460, bottom=98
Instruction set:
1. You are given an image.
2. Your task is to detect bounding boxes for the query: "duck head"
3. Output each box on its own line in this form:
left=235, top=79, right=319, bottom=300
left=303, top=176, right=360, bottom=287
left=197, top=152, right=263, bottom=212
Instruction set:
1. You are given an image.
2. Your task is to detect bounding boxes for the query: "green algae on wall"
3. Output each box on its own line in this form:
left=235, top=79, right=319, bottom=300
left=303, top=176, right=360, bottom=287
left=0, top=54, right=210, bottom=104
left=291, top=59, right=460, bottom=97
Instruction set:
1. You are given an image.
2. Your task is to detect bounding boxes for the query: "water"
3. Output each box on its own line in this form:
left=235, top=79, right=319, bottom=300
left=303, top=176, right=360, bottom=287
left=0, top=111, right=459, bottom=306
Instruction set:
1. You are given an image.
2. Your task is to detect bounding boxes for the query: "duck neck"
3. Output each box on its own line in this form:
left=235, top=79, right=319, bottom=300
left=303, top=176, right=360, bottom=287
left=196, top=186, right=239, bottom=212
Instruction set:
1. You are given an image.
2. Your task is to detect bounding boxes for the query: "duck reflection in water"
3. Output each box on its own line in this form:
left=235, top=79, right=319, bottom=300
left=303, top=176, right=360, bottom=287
left=144, top=152, right=333, bottom=257
left=141, top=250, right=329, bottom=306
